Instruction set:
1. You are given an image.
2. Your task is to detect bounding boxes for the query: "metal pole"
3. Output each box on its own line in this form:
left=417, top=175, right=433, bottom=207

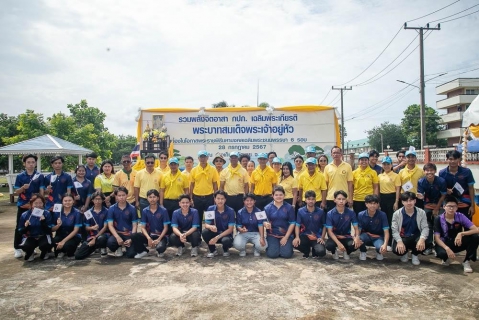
left=419, top=28, right=426, bottom=150
left=332, top=86, right=352, bottom=149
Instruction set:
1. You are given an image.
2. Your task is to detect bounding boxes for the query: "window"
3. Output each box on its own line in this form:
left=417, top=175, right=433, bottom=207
left=466, top=89, right=476, bottom=95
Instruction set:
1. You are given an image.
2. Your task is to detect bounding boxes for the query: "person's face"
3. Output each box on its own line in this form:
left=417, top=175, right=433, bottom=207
left=51, top=159, right=63, bottom=171
left=214, top=158, right=224, bottom=169
left=273, top=191, right=285, bottom=202
left=282, top=165, right=291, bottom=177
left=87, top=157, right=96, bottom=166
left=247, top=161, right=255, bottom=173
left=159, top=154, right=168, bottom=164
left=318, top=157, right=328, bottom=167
left=24, top=157, right=36, bottom=171
left=122, top=157, right=132, bottom=170
left=365, top=201, right=379, bottom=212
left=199, top=155, right=208, bottom=165
left=169, top=162, right=179, bottom=173
left=147, top=193, right=159, bottom=205
left=331, top=148, right=342, bottom=161
left=102, top=163, right=112, bottom=174
left=305, top=197, right=316, bottom=207
left=402, top=198, right=416, bottom=210
left=397, top=153, right=405, bottom=163
left=272, top=163, right=281, bottom=172
left=258, top=158, right=267, bottom=166
left=185, top=159, right=193, bottom=169
left=92, top=196, right=103, bottom=206
left=424, top=169, right=436, bottom=179
left=145, top=158, right=155, bottom=169
left=443, top=202, right=458, bottom=214
left=268, top=154, right=275, bottom=164
left=229, top=156, right=239, bottom=166
left=294, top=158, right=303, bottom=169
left=359, top=158, right=368, bottom=168
left=62, top=196, right=74, bottom=208
left=31, top=197, right=44, bottom=209
left=369, top=155, right=378, bottom=165
left=76, top=167, right=86, bottom=178
left=179, top=198, right=190, bottom=210
left=116, top=191, right=127, bottom=203
left=382, top=162, right=392, bottom=172
left=334, top=195, right=347, bottom=207
left=446, top=156, right=460, bottom=168
left=240, top=157, right=248, bottom=169
left=406, top=155, right=416, bottom=166
left=307, top=163, right=316, bottom=173
left=244, top=197, right=255, bottom=209
left=214, top=194, right=226, bottom=207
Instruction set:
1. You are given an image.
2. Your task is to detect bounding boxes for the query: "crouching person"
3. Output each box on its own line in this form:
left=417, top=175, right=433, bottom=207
left=358, top=194, right=389, bottom=261
left=170, top=194, right=202, bottom=257
left=52, top=194, right=82, bottom=258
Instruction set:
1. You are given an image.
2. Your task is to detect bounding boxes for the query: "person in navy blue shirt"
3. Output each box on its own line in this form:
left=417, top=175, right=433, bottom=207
left=202, top=190, right=235, bottom=258
left=264, top=186, right=296, bottom=259
left=85, top=152, right=100, bottom=182
left=325, top=190, right=361, bottom=260
left=106, top=187, right=139, bottom=258
left=357, top=194, right=389, bottom=261
left=132, top=189, right=170, bottom=259
left=43, top=156, right=73, bottom=211
left=18, top=194, right=54, bottom=261
left=293, top=190, right=326, bottom=259
left=368, top=150, right=382, bottom=175
left=13, top=154, right=45, bottom=259
left=74, top=192, right=110, bottom=260
left=233, top=193, right=268, bottom=257
left=170, top=194, right=202, bottom=257
left=439, top=150, right=476, bottom=219
left=72, top=164, right=94, bottom=213
left=51, top=194, right=82, bottom=258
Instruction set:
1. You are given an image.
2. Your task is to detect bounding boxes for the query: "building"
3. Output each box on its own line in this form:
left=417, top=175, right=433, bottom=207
left=346, top=138, right=371, bottom=154
left=436, top=78, right=479, bottom=146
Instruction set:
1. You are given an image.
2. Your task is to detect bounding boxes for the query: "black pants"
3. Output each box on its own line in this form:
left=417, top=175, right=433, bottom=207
left=164, top=199, right=180, bottom=235
left=53, top=235, right=81, bottom=257
left=139, top=197, right=150, bottom=216
left=21, top=236, right=52, bottom=260
left=326, top=237, right=357, bottom=254
left=326, top=200, right=336, bottom=214
left=380, top=193, right=396, bottom=245
left=353, top=201, right=366, bottom=215
left=255, top=195, right=273, bottom=211
left=131, top=233, right=167, bottom=255
left=14, top=207, right=29, bottom=249
left=106, top=234, right=136, bottom=258
left=392, top=236, right=424, bottom=256
left=226, top=194, right=244, bottom=214
left=298, top=235, right=326, bottom=257
left=170, top=231, right=201, bottom=248
left=74, top=234, right=109, bottom=260
left=202, top=229, right=233, bottom=253
left=458, top=205, right=472, bottom=220
left=193, top=194, right=214, bottom=232
left=435, top=234, right=479, bottom=262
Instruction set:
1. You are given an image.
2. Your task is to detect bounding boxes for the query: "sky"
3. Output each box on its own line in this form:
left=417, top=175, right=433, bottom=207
left=0, top=0, right=478, bottom=144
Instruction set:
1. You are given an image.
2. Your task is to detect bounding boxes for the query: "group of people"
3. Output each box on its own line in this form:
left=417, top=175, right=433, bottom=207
left=12, top=147, right=479, bottom=272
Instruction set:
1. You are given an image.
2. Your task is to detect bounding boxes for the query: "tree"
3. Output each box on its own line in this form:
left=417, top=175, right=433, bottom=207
left=212, top=101, right=229, bottom=108
left=367, top=122, right=408, bottom=152
left=258, top=102, right=271, bottom=109
left=0, top=114, right=20, bottom=171
left=111, top=135, right=137, bottom=163
left=3, top=110, right=48, bottom=145
left=401, top=104, right=447, bottom=148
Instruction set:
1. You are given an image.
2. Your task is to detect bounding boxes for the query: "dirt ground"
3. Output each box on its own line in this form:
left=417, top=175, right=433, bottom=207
left=0, top=201, right=478, bottom=320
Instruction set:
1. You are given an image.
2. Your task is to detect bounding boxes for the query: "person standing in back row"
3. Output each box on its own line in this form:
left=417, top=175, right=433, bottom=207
left=351, top=153, right=378, bottom=214
left=250, top=153, right=278, bottom=210
left=323, top=146, right=353, bottom=213
left=220, top=152, right=249, bottom=213
left=398, top=150, right=424, bottom=208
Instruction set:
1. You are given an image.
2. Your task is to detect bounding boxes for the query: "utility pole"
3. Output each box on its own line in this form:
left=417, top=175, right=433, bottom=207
left=332, top=86, right=352, bottom=150
left=404, top=23, right=440, bottom=149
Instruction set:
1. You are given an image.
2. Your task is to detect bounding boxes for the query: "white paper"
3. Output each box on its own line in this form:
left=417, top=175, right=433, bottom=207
left=53, top=204, right=62, bottom=213
left=31, top=207, right=44, bottom=218
left=32, top=173, right=41, bottom=181
left=84, top=210, right=93, bottom=220
left=255, top=211, right=267, bottom=220
left=46, top=235, right=51, bottom=244
left=453, top=182, right=465, bottom=195
left=50, top=175, right=57, bottom=183
left=204, top=211, right=215, bottom=220
left=74, top=181, right=83, bottom=189
left=402, top=181, right=414, bottom=192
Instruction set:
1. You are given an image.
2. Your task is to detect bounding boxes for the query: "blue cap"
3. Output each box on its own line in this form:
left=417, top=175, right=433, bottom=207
left=358, top=152, right=369, bottom=159
left=168, top=157, right=179, bottom=164
left=198, top=150, right=208, bottom=157
left=229, top=152, right=240, bottom=158
left=305, top=157, right=317, bottom=165
left=272, top=157, right=281, bottom=164
left=405, top=150, right=417, bottom=157
left=305, top=146, right=316, bottom=153
left=381, top=156, right=392, bottom=164
left=257, top=153, right=268, bottom=159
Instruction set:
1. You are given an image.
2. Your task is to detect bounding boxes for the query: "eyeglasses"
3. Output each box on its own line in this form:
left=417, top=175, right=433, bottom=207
left=122, top=160, right=131, bottom=163
left=445, top=205, right=458, bottom=208
left=159, top=157, right=167, bottom=160
left=146, top=161, right=154, bottom=165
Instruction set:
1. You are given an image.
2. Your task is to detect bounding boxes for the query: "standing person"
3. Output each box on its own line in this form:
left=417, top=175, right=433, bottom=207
left=305, top=146, right=317, bottom=160
left=157, top=151, right=170, bottom=175
left=13, top=154, right=45, bottom=258
left=393, top=150, right=407, bottom=174
left=271, top=157, right=282, bottom=180
left=220, top=152, right=249, bottom=213
left=325, top=190, right=361, bottom=260
left=202, top=190, right=235, bottom=258
left=182, top=156, right=194, bottom=178
left=132, top=189, right=170, bottom=259
left=323, top=146, right=354, bottom=213
left=190, top=150, right=219, bottom=232
left=170, top=194, right=202, bottom=257
left=250, top=153, right=278, bottom=210
left=391, top=192, right=428, bottom=266
left=278, top=162, right=298, bottom=208
left=292, top=190, right=327, bottom=259
left=267, top=151, right=277, bottom=167
left=398, top=150, right=424, bottom=208
left=368, top=150, right=382, bottom=175
left=85, top=152, right=100, bottom=182
left=351, top=153, right=379, bottom=214
left=293, top=155, right=305, bottom=178
left=72, top=164, right=93, bottom=212
left=247, top=160, right=255, bottom=193
left=113, top=154, right=137, bottom=206
left=317, top=155, right=328, bottom=174
left=94, top=159, right=116, bottom=207
left=213, top=154, right=226, bottom=175
left=106, top=187, right=139, bottom=258
left=233, top=193, right=268, bottom=257
left=134, top=154, right=162, bottom=214
left=439, top=150, right=476, bottom=219
left=160, top=157, right=189, bottom=222
left=297, top=158, right=327, bottom=209
left=17, top=194, right=53, bottom=261
left=239, top=154, right=250, bottom=170
left=357, top=195, right=390, bottom=261
left=434, top=195, right=479, bottom=273
left=44, top=156, right=73, bottom=211
left=51, top=194, right=82, bottom=258
left=264, top=186, right=296, bottom=259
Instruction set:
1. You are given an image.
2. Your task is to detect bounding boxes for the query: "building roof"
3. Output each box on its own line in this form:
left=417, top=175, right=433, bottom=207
left=0, top=134, right=92, bottom=155
left=347, top=138, right=369, bottom=148
left=436, top=78, right=479, bottom=95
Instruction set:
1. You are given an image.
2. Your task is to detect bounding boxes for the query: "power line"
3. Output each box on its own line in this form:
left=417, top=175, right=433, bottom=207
left=440, top=8, right=479, bottom=23
left=406, top=0, right=460, bottom=22
left=427, top=3, right=479, bottom=23
left=325, top=91, right=341, bottom=106
left=319, top=88, right=331, bottom=105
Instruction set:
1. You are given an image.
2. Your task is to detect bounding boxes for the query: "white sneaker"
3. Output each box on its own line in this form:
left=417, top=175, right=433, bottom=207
left=441, top=259, right=450, bottom=266
left=332, top=251, right=339, bottom=260
left=223, top=251, right=230, bottom=257
left=100, top=248, right=107, bottom=255
left=134, top=251, right=148, bottom=259
left=191, top=247, right=198, bottom=257
left=57, top=252, right=65, bottom=258
left=387, top=246, right=392, bottom=252
left=115, top=248, right=123, bottom=257
left=157, top=252, right=165, bottom=258
left=207, top=250, right=218, bottom=258
left=463, top=260, right=473, bottom=273
left=239, top=251, right=246, bottom=257
left=176, top=247, right=184, bottom=256
left=376, top=253, right=384, bottom=261
left=254, top=250, right=261, bottom=257
left=14, top=249, right=23, bottom=258
left=422, top=248, right=432, bottom=256
left=400, top=253, right=408, bottom=263
left=343, top=252, right=350, bottom=260
left=359, top=252, right=367, bottom=261
left=27, top=254, right=35, bottom=262
left=411, top=254, right=420, bottom=265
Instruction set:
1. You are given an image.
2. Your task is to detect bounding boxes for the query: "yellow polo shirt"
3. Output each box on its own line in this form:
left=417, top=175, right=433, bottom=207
left=398, top=165, right=424, bottom=193
left=279, top=175, right=298, bottom=199
left=293, top=167, right=305, bottom=179
left=113, top=169, right=137, bottom=203
left=94, top=173, right=115, bottom=193
left=157, top=166, right=170, bottom=175
left=134, top=168, right=162, bottom=198
left=190, top=164, right=219, bottom=196
left=220, top=164, right=249, bottom=196
left=352, top=167, right=379, bottom=201
left=250, top=166, right=278, bottom=196
left=298, top=171, right=327, bottom=201
left=324, top=161, right=353, bottom=200
left=379, top=171, right=401, bottom=194
left=160, top=170, right=189, bottom=200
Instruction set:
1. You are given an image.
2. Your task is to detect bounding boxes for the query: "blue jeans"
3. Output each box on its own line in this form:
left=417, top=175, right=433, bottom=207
left=233, top=232, right=268, bottom=252
left=359, top=233, right=384, bottom=253
left=266, top=235, right=293, bottom=259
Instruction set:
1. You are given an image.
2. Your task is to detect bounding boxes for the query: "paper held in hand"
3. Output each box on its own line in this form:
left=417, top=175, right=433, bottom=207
left=204, top=211, right=215, bottom=220
left=50, top=175, right=57, bottom=183
left=84, top=210, right=93, bottom=220
left=53, top=204, right=62, bottom=213
left=255, top=211, right=267, bottom=220
left=31, top=207, right=44, bottom=218
left=74, top=181, right=83, bottom=189
left=32, top=173, right=41, bottom=181
left=402, top=181, right=414, bottom=192
left=454, top=182, right=465, bottom=195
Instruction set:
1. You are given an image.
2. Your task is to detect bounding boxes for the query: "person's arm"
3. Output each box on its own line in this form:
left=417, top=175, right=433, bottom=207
left=321, top=190, right=327, bottom=209
left=327, top=228, right=344, bottom=251
left=373, top=183, right=379, bottom=196
left=159, top=188, right=165, bottom=207
left=352, top=224, right=361, bottom=248
left=291, top=188, right=298, bottom=207
left=347, top=181, right=354, bottom=207
left=108, top=221, right=123, bottom=245
left=297, top=188, right=303, bottom=207
left=94, top=176, right=101, bottom=193
left=219, top=181, right=225, bottom=192
left=250, top=183, right=255, bottom=194
left=394, top=186, right=401, bottom=211
left=434, top=194, right=446, bottom=216
left=57, top=226, right=80, bottom=249
left=132, top=222, right=138, bottom=234
left=455, top=224, right=479, bottom=246
left=468, top=184, right=476, bottom=216
left=157, top=224, right=169, bottom=242
left=293, top=225, right=300, bottom=247
left=134, top=187, right=140, bottom=208
left=189, top=182, right=195, bottom=198
left=381, top=229, right=390, bottom=253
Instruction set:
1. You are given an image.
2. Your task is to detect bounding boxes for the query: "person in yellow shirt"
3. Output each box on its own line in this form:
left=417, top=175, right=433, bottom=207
left=182, top=156, right=194, bottom=178
left=278, top=162, right=298, bottom=208
left=352, top=153, right=379, bottom=214
left=324, top=146, right=354, bottom=212
left=272, top=157, right=282, bottom=181
left=113, top=154, right=137, bottom=205
left=293, top=155, right=305, bottom=178
left=94, top=160, right=116, bottom=207
left=250, top=153, right=278, bottom=210
left=213, top=154, right=226, bottom=175
left=298, top=158, right=327, bottom=209
left=190, top=150, right=219, bottom=231
left=134, top=154, right=162, bottom=213
left=219, top=152, right=249, bottom=213
left=398, top=150, right=424, bottom=206
left=157, top=151, right=170, bottom=174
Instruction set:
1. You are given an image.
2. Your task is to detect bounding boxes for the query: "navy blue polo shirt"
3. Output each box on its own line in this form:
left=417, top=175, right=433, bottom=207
left=171, top=208, right=200, bottom=232
left=400, top=208, right=419, bottom=238
left=236, top=206, right=264, bottom=232
left=370, top=164, right=382, bottom=176
left=54, top=208, right=82, bottom=238
left=14, top=171, right=45, bottom=207
left=84, top=206, right=109, bottom=238
left=439, top=166, right=475, bottom=204
left=106, top=203, right=139, bottom=236
left=85, top=165, right=100, bottom=183
left=325, top=207, right=358, bottom=237
left=358, top=209, right=389, bottom=237
left=205, top=205, right=235, bottom=233
left=43, top=171, right=73, bottom=210
left=72, top=177, right=94, bottom=208
left=264, top=202, right=296, bottom=238
left=141, top=206, right=171, bottom=236
left=296, top=206, right=326, bottom=238
left=18, top=209, right=53, bottom=238
left=417, top=176, right=447, bottom=205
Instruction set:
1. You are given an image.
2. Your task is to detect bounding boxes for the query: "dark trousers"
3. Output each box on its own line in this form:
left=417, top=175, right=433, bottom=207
left=380, top=192, right=396, bottom=245
left=193, top=194, right=214, bottom=232
left=298, top=234, right=326, bottom=257
left=392, top=236, right=424, bottom=256
left=202, top=229, right=233, bottom=253
left=14, top=207, right=29, bottom=249
left=435, top=234, right=479, bottom=262
left=226, top=194, right=244, bottom=214
left=170, top=231, right=201, bottom=248
left=53, top=235, right=81, bottom=257
left=458, top=205, right=472, bottom=220
left=131, top=233, right=167, bottom=255
left=21, top=236, right=52, bottom=260
left=74, top=234, right=109, bottom=260
left=164, top=199, right=180, bottom=235
left=139, top=197, right=150, bottom=216
left=106, top=234, right=136, bottom=258
left=326, top=200, right=336, bottom=214
left=353, top=201, right=366, bottom=215
left=326, top=237, right=357, bottom=254
left=255, top=195, right=273, bottom=211
left=423, top=208, right=438, bottom=249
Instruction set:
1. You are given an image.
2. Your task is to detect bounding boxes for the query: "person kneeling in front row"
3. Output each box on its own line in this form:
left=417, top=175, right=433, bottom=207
left=434, top=195, right=479, bottom=273
left=170, top=194, right=202, bottom=257
left=391, top=191, right=428, bottom=265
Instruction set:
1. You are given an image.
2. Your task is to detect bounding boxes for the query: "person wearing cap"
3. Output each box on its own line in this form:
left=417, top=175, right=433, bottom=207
left=368, top=150, right=382, bottom=176
left=293, top=155, right=306, bottom=178
left=113, top=154, right=137, bottom=206
left=267, top=151, right=277, bottom=167
left=213, top=153, right=226, bottom=175
left=378, top=155, right=401, bottom=250
left=271, top=157, right=282, bottom=180
left=297, top=158, right=327, bottom=209
left=43, top=156, right=73, bottom=211
left=305, top=146, right=317, bottom=159
left=134, top=154, right=163, bottom=214
left=351, top=153, right=379, bottom=214
left=323, top=146, right=354, bottom=213
left=85, top=152, right=100, bottom=182
left=157, top=151, right=171, bottom=174
left=160, top=157, right=189, bottom=224
left=190, top=150, right=219, bottom=231
left=219, top=152, right=249, bottom=213
left=398, top=150, right=424, bottom=206
left=250, top=153, right=278, bottom=210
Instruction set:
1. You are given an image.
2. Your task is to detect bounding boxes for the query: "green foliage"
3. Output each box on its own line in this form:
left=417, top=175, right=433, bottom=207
left=401, top=104, right=447, bottom=148
left=212, top=101, right=229, bottom=108
left=258, top=102, right=271, bottom=109
left=111, top=135, right=138, bottom=163
left=288, top=145, right=305, bottom=156
left=3, top=110, right=48, bottom=145
left=367, top=122, right=408, bottom=152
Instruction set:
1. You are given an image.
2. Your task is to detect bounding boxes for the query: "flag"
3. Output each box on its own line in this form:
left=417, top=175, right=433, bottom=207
left=53, top=204, right=62, bottom=213
left=84, top=210, right=93, bottom=220
left=168, top=140, right=174, bottom=159
left=204, top=211, right=215, bottom=220
left=130, top=143, right=140, bottom=158
left=31, top=208, right=44, bottom=218
left=255, top=211, right=267, bottom=220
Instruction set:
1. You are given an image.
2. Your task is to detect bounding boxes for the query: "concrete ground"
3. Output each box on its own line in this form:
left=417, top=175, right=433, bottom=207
left=0, top=201, right=478, bottom=320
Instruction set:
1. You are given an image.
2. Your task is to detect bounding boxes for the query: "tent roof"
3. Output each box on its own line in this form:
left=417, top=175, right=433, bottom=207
left=462, top=95, right=479, bottom=127
left=0, top=134, right=92, bottom=155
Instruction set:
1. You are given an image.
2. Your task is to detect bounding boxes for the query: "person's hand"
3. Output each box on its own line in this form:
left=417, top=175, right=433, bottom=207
left=292, top=237, right=300, bottom=247
left=116, top=236, right=124, bottom=246
left=124, top=239, right=131, bottom=247
left=180, top=233, right=187, bottom=243
left=433, top=208, right=439, bottom=217
left=445, top=247, right=456, bottom=259
left=416, top=239, right=426, bottom=251
left=455, top=233, right=463, bottom=246
left=280, top=236, right=288, bottom=246
left=347, top=198, right=353, bottom=207
left=88, top=238, right=96, bottom=247
left=74, top=194, right=80, bottom=200
left=91, top=224, right=99, bottom=230
left=337, top=243, right=346, bottom=252
left=22, top=183, right=30, bottom=191
left=354, top=236, right=362, bottom=249
left=393, top=201, right=398, bottom=211
left=263, top=222, right=271, bottom=230
left=135, top=203, right=140, bottom=210
left=238, top=227, right=248, bottom=233
left=317, top=237, right=325, bottom=245
left=209, top=225, right=217, bottom=233
left=416, top=193, right=424, bottom=200
left=469, top=205, right=475, bottom=217
left=396, top=241, right=406, bottom=255
left=56, top=241, right=65, bottom=250
left=380, top=244, right=387, bottom=254
left=147, top=237, right=154, bottom=248
left=46, top=185, right=52, bottom=194
left=56, top=218, right=62, bottom=226
left=25, top=220, right=30, bottom=227
left=321, top=201, right=327, bottom=210
left=40, top=215, right=45, bottom=221
left=191, top=200, right=195, bottom=208
left=209, top=236, right=218, bottom=245
left=446, top=188, right=453, bottom=195
left=260, top=237, right=266, bottom=247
